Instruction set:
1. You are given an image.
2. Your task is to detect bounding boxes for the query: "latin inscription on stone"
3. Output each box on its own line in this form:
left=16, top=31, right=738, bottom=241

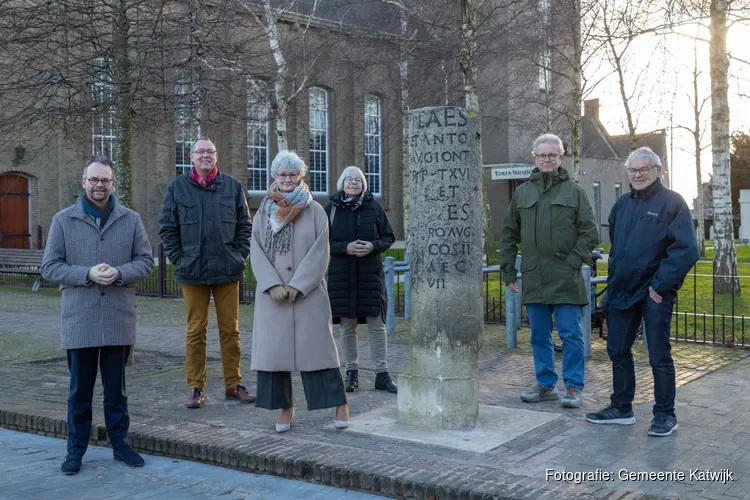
left=408, top=107, right=482, bottom=292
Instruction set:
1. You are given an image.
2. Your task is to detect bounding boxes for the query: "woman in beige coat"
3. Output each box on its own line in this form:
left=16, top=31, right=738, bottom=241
left=250, top=150, right=349, bottom=432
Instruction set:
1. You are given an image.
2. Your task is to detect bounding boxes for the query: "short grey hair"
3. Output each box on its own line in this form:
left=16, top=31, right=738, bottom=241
left=531, top=133, right=565, bottom=155
left=336, top=166, right=368, bottom=192
left=82, top=155, right=115, bottom=179
left=625, top=147, right=662, bottom=169
left=270, top=150, right=308, bottom=177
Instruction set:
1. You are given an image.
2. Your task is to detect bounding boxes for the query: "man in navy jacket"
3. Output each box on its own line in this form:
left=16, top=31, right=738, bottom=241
left=586, top=147, right=699, bottom=437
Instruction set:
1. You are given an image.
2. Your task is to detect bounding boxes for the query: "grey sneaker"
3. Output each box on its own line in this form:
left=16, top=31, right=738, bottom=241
left=585, top=405, right=635, bottom=425
left=520, top=385, right=559, bottom=403
left=648, top=414, right=678, bottom=437
left=560, top=387, right=582, bottom=408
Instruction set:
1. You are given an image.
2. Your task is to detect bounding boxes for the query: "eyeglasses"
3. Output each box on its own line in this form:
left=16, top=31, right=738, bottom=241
left=534, top=153, right=562, bottom=161
left=626, top=166, right=653, bottom=176
left=193, top=149, right=217, bottom=155
left=86, top=177, right=112, bottom=186
left=275, top=172, right=299, bottom=180
left=344, top=177, right=363, bottom=184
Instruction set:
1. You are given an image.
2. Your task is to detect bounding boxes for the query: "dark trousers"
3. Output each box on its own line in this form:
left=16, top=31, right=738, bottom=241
left=66, top=346, right=131, bottom=456
left=255, top=368, right=347, bottom=411
left=607, top=293, right=676, bottom=416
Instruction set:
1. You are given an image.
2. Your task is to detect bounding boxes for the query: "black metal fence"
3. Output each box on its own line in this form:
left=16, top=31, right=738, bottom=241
left=3, top=245, right=750, bottom=349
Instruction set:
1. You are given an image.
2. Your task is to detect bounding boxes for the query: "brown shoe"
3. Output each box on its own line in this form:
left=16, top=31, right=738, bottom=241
left=185, top=388, right=204, bottom=409
left=225, top=384, right=256, bottom=403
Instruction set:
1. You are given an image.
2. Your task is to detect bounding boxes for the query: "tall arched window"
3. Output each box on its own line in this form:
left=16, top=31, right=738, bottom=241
left=308, top=87, right=329, bottom=193
left=247, top=79, right=270, bottom=192
left=175, top=75, right=201, bottom=176
left=92, top=58, right=116, bottom=160
left=364, top=94, right=382, bottom=195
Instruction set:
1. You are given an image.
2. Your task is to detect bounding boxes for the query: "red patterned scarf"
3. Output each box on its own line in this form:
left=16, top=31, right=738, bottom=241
left=191, top=166, right=219, bottom=188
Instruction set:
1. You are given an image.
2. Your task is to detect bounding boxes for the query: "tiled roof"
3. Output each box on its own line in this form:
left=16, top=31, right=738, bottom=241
left=609, top=130, right=668, bottom=159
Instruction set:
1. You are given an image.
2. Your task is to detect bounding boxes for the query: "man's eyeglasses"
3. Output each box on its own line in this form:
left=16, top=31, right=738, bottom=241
left=193, top=149, right=217, bottom=155
left=86, top=177, right=112, bottom=186
left=534, top=153, right=562, bottom=161
left=276, top=172, right=299, bottom=180
left=626, top=166, right=653, bottom=176
left=344, top=177, right=363, bottom=184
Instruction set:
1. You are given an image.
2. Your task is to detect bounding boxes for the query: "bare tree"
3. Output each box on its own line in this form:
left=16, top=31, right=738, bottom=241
left=674, top=38, right=710, bottom=256
left=598, top=0, right=667, bottom=151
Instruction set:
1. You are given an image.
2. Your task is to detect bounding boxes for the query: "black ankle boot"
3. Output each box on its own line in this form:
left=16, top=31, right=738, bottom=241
left=374, top=372, right=398, bottom=394
left=345, top=369, right=359, bottom=392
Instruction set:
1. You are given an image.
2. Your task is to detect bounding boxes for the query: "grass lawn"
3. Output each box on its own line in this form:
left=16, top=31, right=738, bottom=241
left=705, top=244, right=750, bottom=263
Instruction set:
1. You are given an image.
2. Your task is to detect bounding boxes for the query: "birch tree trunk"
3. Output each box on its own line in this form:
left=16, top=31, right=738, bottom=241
left=399, top=9, right=411, bottom=239
left=569, top=0, right=583, bottom=182
left=459, top=0, right=493, bottom=258
left=709, top=0, right=740, bottom=292
left=264, top=0, right=289, bottom=152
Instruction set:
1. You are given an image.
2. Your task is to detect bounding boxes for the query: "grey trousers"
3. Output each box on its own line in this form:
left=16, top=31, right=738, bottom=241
left=339, top=316, right=389, bottom=373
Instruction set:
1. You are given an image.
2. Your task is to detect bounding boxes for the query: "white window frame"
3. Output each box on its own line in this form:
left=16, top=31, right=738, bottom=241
left=175, top=75, right=201, bottom=176
left=538, top=0, right=553, bottom=91
left=92, top=59, right=116, bottom=161
left=247, top=79, right=270, bottom=193
left=308, top=87, right=329, bottom=194
left=364, top=94, right=382, bottom=196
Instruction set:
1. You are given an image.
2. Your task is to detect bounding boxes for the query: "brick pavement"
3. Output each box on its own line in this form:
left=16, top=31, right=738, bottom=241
left=0, top=427, right=382, bottom=499
left=1, top=285, right=749, bottom=499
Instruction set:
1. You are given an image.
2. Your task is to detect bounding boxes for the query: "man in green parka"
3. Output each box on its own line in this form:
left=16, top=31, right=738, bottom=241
left=499, top=133, right=600, bottom=409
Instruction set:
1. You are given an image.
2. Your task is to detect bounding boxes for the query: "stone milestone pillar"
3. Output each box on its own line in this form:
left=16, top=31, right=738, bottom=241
left=397, top=106, right=484, bottom=429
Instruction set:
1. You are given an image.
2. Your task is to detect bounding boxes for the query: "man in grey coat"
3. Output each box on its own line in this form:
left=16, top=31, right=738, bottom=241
left=41, top=156, right=154, bottom=475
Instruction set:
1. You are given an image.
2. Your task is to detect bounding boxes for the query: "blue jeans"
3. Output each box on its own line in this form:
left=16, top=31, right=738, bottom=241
left=67, top=346, right=131, bottom=456
left=526, top=304, right=585, bottom=390
left=607, top=293, right=676, bottom=416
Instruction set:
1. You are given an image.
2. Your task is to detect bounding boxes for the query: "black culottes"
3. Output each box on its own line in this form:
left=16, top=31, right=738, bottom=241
left=255, top=368, right=347, bottom=410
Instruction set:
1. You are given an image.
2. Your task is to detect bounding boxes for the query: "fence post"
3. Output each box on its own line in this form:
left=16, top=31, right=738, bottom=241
left=158, top=243, right=166, bottom=298
left=404, top=250, right=411, bottom=320
left=506, top=284, right=518, bottom=348
left=582, top=265, right=592, bottom=358
left=385, top=256, right=395, bottom=335
left=515, top=255, right=522, bottom=330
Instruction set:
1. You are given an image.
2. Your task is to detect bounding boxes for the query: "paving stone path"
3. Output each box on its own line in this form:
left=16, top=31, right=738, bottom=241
left=2, top=285, right=749, bottom=499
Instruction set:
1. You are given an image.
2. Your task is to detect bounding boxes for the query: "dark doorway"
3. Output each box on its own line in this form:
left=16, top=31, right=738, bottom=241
left=0, top=174, right=30, bottom=249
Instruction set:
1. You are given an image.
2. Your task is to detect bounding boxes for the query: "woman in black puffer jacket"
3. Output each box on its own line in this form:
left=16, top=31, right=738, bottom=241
left=326, top=166, right=397, bottom=393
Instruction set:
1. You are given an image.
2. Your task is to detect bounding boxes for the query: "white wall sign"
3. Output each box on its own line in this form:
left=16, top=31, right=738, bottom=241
left=488, top=164, right=534, bottom=181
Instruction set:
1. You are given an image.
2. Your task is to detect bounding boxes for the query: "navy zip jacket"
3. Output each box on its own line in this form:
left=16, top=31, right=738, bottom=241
left=607, top=179, right=699, bottom=310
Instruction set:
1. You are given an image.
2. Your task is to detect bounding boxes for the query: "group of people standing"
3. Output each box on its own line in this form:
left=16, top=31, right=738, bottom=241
left=41, top=131, right=698, bottom=477
left=42, top=138, right=397, bottom=475
left=500, top=133, right=699, bottom=438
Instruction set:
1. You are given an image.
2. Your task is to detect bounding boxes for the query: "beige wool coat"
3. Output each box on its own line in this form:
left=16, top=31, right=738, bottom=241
left=249, top=200, right=341, bottom=372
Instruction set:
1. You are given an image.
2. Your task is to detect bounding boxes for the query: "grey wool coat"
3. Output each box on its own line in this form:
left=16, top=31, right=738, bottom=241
left=249, top=201, right=341, bottom=372
left=41, top=196, right=154, bottom=349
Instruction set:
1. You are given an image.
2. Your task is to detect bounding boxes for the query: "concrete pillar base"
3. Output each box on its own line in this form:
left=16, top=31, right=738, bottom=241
left=397, top=373, right=479, bottom=429
left=397, top=344, right=479, bottom=429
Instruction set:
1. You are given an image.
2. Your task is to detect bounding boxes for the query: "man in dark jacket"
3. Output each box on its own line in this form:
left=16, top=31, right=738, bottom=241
left=586, top=147, right=699, bottom=437
left=500, top=134, right=600, bottom=409
left=158, top=137, right=254, bottom=408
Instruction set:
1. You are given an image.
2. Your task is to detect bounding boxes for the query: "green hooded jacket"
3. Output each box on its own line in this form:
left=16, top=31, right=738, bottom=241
left=499, top=167, right=600, bottom=305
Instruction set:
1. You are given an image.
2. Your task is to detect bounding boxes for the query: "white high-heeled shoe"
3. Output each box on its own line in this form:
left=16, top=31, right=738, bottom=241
left=275, top=408, right=295, bottom=433
left=334, top=406, right=349, bottom=429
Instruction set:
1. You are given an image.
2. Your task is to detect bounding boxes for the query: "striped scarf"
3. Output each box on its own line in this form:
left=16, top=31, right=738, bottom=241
left=261, top=181, right=313, bottom=260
